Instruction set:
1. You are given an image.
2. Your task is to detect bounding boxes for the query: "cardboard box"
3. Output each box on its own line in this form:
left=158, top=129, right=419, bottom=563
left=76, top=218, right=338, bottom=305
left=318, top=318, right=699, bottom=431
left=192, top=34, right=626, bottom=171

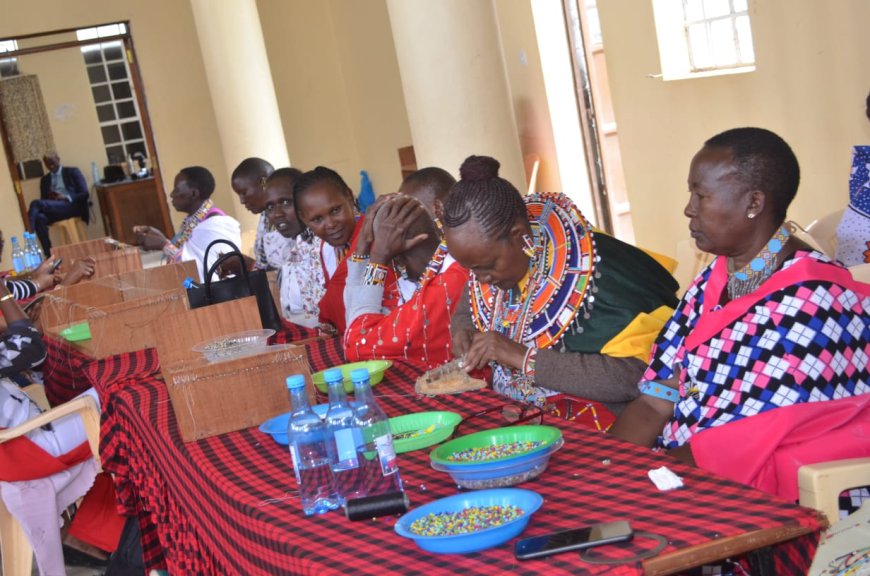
left=164, top=346, right=307, bottom=441
left=51, top=237, right=142, bottom=280
left=154, top=297, right=313, bottom=441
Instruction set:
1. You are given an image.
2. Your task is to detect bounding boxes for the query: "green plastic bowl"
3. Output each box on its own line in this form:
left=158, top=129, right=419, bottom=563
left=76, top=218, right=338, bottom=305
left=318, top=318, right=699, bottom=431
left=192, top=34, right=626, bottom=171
left=389, top=411, right=462, bottom=454
left=312, top=360, right=393, bottom=394
left=430, top=425, right=562, bottom=467
left=60, top=322, right=91, bottom=342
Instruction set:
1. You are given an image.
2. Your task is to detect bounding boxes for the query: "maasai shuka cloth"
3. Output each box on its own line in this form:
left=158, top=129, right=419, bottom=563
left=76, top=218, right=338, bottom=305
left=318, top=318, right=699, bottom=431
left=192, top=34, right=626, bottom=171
left=642, top=250, right=869, bottom=449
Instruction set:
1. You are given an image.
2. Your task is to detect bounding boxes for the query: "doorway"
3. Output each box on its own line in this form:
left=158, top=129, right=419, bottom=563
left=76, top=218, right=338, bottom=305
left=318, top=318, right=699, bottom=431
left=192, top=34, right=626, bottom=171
left=562, top=0, right=635, bottom=243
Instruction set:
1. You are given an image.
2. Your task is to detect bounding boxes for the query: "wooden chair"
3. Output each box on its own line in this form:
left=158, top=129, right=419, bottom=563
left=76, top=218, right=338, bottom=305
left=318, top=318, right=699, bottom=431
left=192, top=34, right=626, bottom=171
left=0, top=394, right=101, bottom=576
left=49, top=217, right=88, bottom=248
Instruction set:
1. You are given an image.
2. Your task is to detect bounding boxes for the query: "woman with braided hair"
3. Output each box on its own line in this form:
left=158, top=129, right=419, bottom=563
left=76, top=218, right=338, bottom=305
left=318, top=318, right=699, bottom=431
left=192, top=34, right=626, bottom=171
left=445, top=155, right=679, bottom=429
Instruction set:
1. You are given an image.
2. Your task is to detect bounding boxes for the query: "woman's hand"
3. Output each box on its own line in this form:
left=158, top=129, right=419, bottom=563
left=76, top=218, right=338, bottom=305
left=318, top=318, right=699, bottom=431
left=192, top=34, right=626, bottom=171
left=355, top=194, right=394, bottom=257
left=133, top=225, right=168, bottom=251
left=369, top=195, right=429, bottom=265
left=463, top=331, right=527, bottom=371
left=60, top=257, right=96, bottom=286
left=31, top=257, right=60, bottom=292
left=452, top=328, right=475, bottom=360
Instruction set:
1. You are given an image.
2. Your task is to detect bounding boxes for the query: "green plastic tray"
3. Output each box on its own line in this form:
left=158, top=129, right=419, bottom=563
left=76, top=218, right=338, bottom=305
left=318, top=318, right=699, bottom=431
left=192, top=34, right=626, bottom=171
left=312, top=360, right=392, bottom=394
left=430, top=425, right=563, bottom=467
left=389, top=411, right=462, bottom=454
left=60, top=322, right=91, bottom=342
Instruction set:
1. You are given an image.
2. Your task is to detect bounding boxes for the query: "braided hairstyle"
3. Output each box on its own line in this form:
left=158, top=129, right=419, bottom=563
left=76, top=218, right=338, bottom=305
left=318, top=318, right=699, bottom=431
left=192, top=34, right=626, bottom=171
left=293, top=166, right=355, bottom=211
left=442, top=155, right=526, bottom=239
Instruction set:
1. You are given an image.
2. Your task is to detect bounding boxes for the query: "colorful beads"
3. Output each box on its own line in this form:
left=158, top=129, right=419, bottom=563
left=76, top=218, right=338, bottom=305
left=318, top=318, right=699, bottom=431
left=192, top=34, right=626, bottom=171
left=447, top=441, right=543, bottom=462
left=409, top=505, right=524, bottom=536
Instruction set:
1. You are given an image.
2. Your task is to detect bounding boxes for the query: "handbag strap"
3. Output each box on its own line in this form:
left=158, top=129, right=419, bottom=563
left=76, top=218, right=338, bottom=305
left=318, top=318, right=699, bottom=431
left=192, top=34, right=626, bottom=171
left=201, top=239, right=251, bottom=299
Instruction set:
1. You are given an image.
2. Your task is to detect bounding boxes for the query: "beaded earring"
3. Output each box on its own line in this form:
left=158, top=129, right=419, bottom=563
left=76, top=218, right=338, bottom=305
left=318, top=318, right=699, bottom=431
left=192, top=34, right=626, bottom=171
left=522, top=234, right=535, bottom=258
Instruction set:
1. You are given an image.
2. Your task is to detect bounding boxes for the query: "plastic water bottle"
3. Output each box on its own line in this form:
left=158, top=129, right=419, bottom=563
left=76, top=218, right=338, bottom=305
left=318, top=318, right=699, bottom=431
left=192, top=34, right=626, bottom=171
left=10, top=236, right=25, bottom=275
left=351, top=368, right=403, bottom=497
left=285, top=374, right=339, bottom=516
left=324, top=369, right=362, bottom=504
left=24, top=233, right=42, bottom=271
left=29, top=233, right=45, bottom=265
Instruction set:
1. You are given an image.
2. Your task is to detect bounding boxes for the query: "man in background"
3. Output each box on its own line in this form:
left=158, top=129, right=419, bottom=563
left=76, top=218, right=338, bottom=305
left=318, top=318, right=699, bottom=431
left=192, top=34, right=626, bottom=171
left=29, top=152, right=90, bottom=254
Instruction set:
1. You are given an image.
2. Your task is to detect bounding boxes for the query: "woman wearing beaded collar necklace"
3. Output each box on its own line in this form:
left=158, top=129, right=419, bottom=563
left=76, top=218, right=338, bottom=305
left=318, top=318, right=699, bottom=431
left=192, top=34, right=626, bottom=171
left=444, top=156, right=680, bottom=429
left=610, top=127, right=869, bottom=464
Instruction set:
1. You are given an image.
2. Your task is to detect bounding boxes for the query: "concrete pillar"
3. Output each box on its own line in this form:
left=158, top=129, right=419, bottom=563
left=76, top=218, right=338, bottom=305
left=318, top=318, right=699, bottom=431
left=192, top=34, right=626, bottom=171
left=190, top=0, right=289, bottom=231
left=386, top=0, right=525, bottom=187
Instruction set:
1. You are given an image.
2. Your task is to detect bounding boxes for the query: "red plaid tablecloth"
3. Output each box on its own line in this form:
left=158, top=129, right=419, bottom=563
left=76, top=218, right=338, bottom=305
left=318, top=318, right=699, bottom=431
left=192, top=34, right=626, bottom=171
left=82, top=339, right=822, bottom=575
left=42, top=335, right=98, bottom=406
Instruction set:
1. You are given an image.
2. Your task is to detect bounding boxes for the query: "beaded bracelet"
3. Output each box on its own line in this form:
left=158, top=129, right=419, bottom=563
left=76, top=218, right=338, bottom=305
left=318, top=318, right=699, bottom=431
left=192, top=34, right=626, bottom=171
left=638, top=380, right=679, bottom=403
left=522, top=347, right=538, bottom=378
left=350, top=252, right=370, bottom=263
left=362, top=262, right=389, bottom=286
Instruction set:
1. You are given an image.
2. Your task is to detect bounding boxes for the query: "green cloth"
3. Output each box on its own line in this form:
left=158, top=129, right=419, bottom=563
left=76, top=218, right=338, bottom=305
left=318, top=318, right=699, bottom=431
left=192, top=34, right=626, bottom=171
left=561, top=232, right=679, bottom=354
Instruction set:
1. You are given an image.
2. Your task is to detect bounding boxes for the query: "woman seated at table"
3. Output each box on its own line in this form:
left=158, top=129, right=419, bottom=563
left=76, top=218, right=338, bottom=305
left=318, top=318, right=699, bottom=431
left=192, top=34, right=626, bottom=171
left=293, top=166, right=370, bottom=334
left=445, top=155, right=679, bottom=427
left=344, top=194, right=468, bottom=369
left=261, top=168, right=324, bottom=328
left=133, top=166, right=241, bottom=280
left=0, top=280, right=111, bottom=574
left=610, top=127, right=869, bottom=463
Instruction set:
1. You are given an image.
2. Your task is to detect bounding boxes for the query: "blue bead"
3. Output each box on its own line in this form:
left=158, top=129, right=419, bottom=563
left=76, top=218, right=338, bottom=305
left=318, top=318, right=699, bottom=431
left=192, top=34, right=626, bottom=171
left=734, top=271, right=749, bottom=281
left=750, top=257, right=765, bottom=272
left=768, top=238, right=782, bottom=253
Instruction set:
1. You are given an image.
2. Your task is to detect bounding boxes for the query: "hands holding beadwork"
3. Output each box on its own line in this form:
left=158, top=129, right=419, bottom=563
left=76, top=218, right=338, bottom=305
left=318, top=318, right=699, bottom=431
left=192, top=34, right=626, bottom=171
left=459, top=331, right=528, bottom=372
left=133, top=225, right=168, bottom=251
left=359, top=194, right=429, bottom=265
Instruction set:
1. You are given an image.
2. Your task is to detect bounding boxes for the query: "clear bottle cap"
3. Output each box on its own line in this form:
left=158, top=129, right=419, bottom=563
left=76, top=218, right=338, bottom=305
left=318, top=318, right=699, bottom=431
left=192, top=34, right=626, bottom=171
left=286, top=374, right=306, bottom=390
left=323, top=368, right=343, bottom=384
left=350, top=368, right=370, bottom=383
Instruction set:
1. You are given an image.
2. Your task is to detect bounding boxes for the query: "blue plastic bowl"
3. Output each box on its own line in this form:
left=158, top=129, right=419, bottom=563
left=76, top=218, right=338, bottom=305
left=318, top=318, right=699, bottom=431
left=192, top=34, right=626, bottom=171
left=258, top=404, right=328, bottom=445
left=394, top=488, right=543, bottom=554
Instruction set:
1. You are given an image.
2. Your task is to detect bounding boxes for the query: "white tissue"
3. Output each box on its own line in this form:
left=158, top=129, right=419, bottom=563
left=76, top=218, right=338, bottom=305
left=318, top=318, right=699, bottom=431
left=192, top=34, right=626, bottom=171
left=648, top=466, right=684, bottom=491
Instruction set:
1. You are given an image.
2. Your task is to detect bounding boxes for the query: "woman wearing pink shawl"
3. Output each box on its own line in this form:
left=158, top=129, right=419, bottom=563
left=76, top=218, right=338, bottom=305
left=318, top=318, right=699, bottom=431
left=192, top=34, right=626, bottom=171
left=611, top=128, right=869, bottom=494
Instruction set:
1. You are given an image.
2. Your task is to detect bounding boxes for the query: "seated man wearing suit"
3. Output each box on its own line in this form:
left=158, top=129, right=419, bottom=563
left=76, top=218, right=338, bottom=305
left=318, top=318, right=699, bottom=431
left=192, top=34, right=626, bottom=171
left=29, top=152, right=90, bottom=254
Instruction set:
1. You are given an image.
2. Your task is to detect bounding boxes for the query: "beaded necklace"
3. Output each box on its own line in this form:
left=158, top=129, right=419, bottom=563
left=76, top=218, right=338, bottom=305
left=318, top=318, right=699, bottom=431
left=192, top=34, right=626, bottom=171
left=171, top=199, right=217, bottom=249
left=726, top=225, right=790, bottom=299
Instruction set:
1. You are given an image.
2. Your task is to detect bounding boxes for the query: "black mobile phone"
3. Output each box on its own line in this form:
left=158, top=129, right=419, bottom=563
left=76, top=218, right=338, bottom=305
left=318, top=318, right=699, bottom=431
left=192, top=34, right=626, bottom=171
left=514, top=521, right=634, bottom=560
left=48, top=258, right=63, bottom=273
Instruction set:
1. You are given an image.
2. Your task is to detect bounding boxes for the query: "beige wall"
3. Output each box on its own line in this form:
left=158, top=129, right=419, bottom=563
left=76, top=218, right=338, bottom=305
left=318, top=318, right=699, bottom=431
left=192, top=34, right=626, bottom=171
left=258, top=0, right=412, bottom=194
left=0, top=0, right=229, bottom=263
left=598, top=0, right=870, bottom=258
left=494, top=0, right=561, bottom=194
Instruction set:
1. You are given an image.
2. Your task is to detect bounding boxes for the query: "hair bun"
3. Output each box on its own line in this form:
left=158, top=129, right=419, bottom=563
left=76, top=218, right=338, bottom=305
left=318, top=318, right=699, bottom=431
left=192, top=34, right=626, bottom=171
left=459, top=155, right=500, bottom=183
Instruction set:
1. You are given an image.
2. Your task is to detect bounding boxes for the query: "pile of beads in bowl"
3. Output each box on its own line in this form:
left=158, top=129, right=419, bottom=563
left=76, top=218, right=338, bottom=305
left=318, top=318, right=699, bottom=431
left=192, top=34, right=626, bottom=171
left=430, top=426, right=563, bottom=489
left=446, top=440, right=544, bottom=463
left=409, top=505, right=525, bottom=537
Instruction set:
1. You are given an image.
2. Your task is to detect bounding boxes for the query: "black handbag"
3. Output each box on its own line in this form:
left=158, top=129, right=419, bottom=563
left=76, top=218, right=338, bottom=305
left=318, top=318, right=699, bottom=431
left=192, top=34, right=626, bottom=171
left=185, top=239, right=282, bottom=332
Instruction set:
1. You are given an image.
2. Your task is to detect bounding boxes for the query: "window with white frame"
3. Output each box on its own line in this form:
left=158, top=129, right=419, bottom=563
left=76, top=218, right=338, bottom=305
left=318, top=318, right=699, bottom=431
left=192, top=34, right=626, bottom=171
left=0, top=39, right=20, bottom=78
left=76, top=24, right=147, bottom=165
left=651, top=0, right=755, bottom=81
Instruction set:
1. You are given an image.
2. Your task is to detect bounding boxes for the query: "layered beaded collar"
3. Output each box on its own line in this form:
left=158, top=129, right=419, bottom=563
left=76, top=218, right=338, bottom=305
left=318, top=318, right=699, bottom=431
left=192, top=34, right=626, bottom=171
left=469, top=192, right=597, bottom=350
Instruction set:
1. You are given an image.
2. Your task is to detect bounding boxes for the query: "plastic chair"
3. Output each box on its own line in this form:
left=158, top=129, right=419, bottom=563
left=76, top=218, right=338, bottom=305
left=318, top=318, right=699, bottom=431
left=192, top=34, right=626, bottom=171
left=0, top=394, right=101, bottom=576
left=804, top=209, right=845, bottom=259
left=798, top=457, right=870, bottom=525
left=849, top=262, right=870, bottom=283
left=49, top=217, right=88, bottom=248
